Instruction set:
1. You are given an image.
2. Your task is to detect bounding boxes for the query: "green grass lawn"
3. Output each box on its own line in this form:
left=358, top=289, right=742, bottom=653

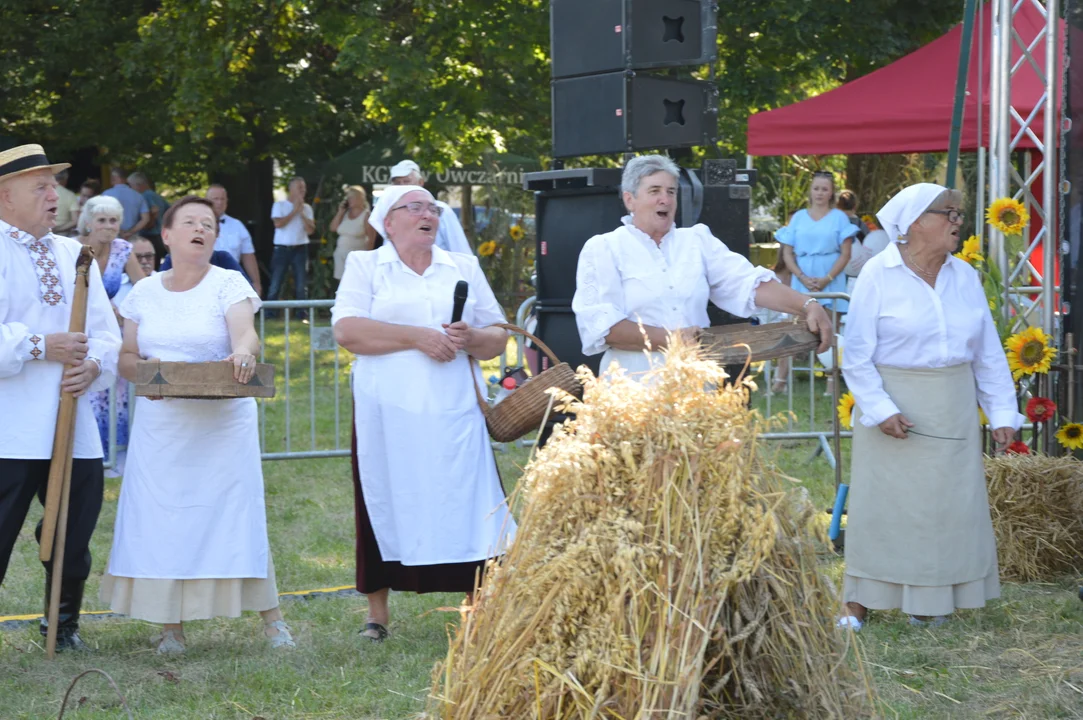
left=1, top=324, right=1082, bottom=718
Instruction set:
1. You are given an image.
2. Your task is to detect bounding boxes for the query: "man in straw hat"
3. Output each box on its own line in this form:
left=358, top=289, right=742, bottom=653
left=0, top=144, right=122, bottom=651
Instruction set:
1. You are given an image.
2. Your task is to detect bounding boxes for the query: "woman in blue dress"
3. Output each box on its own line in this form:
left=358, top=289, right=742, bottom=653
left=776, top=171, right=856, bottom=316
left=77, top=196, right=147, bottom=473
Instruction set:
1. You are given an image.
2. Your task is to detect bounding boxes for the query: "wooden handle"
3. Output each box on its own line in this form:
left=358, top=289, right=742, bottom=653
left=40, top=246, right=93, bottom=563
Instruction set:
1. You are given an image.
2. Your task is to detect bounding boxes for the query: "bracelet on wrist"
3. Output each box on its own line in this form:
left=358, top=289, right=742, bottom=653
left=802, top=297, right=820, bottom=312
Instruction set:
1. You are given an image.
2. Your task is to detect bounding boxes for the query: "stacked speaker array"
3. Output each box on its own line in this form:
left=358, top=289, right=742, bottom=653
left=528, top=1, right=758, bottom=374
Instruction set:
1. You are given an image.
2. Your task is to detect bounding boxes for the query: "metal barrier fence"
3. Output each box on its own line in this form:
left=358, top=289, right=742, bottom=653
left=101, top=294, right=852, bottom=475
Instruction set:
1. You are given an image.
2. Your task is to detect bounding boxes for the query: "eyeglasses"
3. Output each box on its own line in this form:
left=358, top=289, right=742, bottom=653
left=390, top=201, right=443, bottom=217
left=134, top=252, right=156, bottom=261
left=926, top=209, right=965, bottom=223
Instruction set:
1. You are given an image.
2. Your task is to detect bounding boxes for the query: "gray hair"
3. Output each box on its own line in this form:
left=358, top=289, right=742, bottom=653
left=621, top=154, right=680, bottom=195
left=77, top=195, right=124, bottom=235
left=925, top=188, right=964, bottom=212
left=127, top=171, right=149, bottom=187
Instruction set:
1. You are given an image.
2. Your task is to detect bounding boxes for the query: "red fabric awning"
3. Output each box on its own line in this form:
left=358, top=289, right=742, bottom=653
left=747, top=2, right=1061, bottom=156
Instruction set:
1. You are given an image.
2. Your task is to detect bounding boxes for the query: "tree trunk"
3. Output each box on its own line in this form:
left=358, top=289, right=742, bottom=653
left=461, top=184, right=475, bottom=249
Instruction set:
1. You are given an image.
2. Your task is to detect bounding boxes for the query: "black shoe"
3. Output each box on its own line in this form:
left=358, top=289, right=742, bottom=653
left=41, top=573, right=88, bottom=651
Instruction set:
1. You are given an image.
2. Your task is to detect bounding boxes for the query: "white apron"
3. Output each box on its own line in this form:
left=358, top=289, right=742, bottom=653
left=107, top=396, right=269, bottom=579
left=353, top=350, right=515, bottom=566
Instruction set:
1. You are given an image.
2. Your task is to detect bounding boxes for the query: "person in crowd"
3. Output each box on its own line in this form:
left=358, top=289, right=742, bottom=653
left=52, top=168, right=81, bottom=235
left=571, top=154, right=833, bottom=379
left=206, top=184, right=261, bottom=295
left=389, top=160, right=474, bottom=254
left=114, top=236, right=157, bottom=307
left=836, top=190, right=869, bottom=242
left=102, top=168, right=150, bottom=241
left=329, top=185, right=375, bottom=288
left=78, top=178, right=101, bottom=212
left=838, top=183, right=1022, bottom=632
left=128, top=171, right=170, bottom=264
left=844, top=214, right=891, bottom=293
left=267, top=176, right=314, bottom=319
left=100, top=195, right=294, bottom=654
left=77, top=196, right=148, bottom=476
left=0, top=144, right=122, bottom=651
left=776, top=171, right=855, bottom=316
left=332, top=185, right=515, bottom=642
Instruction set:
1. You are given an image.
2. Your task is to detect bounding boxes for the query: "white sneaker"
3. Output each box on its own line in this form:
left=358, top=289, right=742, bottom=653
left=265, top=620, right=296, bottom=649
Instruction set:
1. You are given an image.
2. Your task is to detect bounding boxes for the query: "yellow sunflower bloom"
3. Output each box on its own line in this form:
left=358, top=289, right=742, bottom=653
left=509, top=224, right=525, bottom=242
left=986, top=197, right=1029, bottom=236
left=953, top=235, right=985, bottom=266
left=1004, top=326, right=1057, bottom=380
left=478, top=240, right=498, bottom=257
left=860, top=214, right=877, bottom=228
left=1056, top=422, right=1083, bottom=450
left=837, top=392, right=855, bottom=430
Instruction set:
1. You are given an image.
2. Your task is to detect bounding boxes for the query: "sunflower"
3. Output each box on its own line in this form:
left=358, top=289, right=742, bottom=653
left=986, top=197, right=1029, bottom=235
left=1004, top=326, right=1056, bottom=380
left=1025, top=396, right=1057, bottom=424
left=509, top=224, right=525, bottom=242
left=1056, top=423, right=1083, bottom=450
left=836, top=392, right=855, bottom=430
left=478, top=240, right=498, bottom=257
left=861, top=214, right=878, bottom=229
left=1006, top=440, right=1031, bottom=455
left=953, top=235, right=984, bottom=266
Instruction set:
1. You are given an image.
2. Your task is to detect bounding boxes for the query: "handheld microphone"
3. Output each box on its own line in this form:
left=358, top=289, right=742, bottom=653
left=450, top=280, right=469, bottom=324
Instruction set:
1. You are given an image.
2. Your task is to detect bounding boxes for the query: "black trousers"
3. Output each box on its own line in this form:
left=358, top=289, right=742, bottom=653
left=0, top=458, right=104, bottom=586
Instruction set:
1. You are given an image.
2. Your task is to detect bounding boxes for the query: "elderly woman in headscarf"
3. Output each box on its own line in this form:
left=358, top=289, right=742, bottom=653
left=572, top=154, right=833, bottom=379
left=838, top=183, right=1022, bottom=631
left=332, top=185, right=516, bottom=642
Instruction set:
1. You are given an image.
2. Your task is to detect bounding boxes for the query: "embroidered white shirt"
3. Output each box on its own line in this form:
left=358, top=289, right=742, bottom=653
left=0, top=219, right=122, bottom=459
left=572, top=216, right=777, bottom=374
left=842, top=242, right=1023, bottom=430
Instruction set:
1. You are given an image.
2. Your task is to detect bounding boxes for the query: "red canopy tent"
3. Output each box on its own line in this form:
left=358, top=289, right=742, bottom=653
left=746, top=2, right=1060, bottom=156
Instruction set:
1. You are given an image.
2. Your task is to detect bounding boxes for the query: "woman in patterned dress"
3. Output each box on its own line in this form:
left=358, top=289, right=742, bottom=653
left=77, top=195, right=146, bottom=471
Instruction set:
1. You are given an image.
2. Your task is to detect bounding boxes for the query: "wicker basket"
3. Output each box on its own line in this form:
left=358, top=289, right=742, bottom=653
left=472, top=323, right=583, bottom=443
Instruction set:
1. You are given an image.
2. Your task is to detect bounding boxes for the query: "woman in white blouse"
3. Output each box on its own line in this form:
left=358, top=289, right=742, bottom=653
left=572, top=154, right=832, bottom=378
left=839, top=183, right=1022, bottom=631
left=332, top=185, right=515, bottom=642
left=329, top=185, right=375, bottom=286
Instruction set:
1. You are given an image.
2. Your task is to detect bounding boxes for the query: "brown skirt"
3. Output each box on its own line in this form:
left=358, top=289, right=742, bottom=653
left=350, top=422, right=491, bottom=594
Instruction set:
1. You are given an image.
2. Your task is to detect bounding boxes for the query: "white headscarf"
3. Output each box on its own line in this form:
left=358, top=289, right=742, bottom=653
left=876, top=183, right=947, bottom=243
left=367, top=184, right=435, bottom=240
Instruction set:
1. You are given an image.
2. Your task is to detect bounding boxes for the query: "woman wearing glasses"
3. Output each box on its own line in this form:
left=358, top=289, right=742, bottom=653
left=838, top=183, right=1022, bottom=631
left=332, top=185, right=516, bottom=642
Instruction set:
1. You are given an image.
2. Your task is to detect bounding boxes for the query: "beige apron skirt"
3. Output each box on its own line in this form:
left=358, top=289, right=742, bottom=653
left=844, top=363, right=999, bottom=616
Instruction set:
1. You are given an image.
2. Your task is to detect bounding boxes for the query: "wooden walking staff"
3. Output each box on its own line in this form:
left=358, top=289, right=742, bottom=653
left=39, top=245, right=93, bottom=659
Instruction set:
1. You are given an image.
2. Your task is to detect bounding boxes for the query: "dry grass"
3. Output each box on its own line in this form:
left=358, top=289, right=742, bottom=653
left=986, top=455, right=1083, bottom=582
left=426, top=341, right=874, bottom=719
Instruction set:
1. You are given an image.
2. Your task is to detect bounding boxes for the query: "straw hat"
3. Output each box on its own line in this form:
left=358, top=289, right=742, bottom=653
left=0, top=144, right=70, bottom=182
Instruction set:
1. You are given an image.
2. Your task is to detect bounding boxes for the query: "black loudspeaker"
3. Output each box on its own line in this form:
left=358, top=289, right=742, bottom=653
left=551, top=0, right=718, bottom=79
left=534, top=305, right=604, bottom=376
left=534, top=182, right=625, bottom=303
left=552, top=72, right=717, bottom=158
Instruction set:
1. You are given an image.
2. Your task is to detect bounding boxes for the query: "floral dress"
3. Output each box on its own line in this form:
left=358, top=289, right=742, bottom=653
left=90, top=239, right=132, bottom=455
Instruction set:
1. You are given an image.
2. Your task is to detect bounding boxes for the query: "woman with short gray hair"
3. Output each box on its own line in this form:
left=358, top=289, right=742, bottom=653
left=572, top=153, right=833, bottom=378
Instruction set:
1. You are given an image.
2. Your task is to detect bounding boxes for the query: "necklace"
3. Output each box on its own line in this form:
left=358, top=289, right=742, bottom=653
left=902, top=245, right=940, bottom=280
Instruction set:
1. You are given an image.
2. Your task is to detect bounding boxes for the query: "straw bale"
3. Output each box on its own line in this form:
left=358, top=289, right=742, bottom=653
left=986, top=454, right=1083, bottom=582
left=426, top=340, right=874, bottom=719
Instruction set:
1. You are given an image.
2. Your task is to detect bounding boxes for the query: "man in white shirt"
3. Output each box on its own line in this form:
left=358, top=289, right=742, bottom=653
left=52, top=169, right=80, bottom=235
left=207, top=184, right=261, bottom=296
left=267, top=176, right=314, bottom=316
left=0, top=144, right=122, bottom=651
left=389, top=160, right=475, bottom=254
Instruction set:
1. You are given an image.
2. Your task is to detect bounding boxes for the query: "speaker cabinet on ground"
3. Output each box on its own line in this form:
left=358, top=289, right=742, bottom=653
left=552, top=72, right=718, bottom=158
left=534, top=304, right=604, bottom=377
left=550, top=0, right=717, bottom=79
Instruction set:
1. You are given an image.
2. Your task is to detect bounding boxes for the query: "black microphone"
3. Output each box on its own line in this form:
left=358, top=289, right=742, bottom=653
left=450, top=280, right=469, bottom=324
